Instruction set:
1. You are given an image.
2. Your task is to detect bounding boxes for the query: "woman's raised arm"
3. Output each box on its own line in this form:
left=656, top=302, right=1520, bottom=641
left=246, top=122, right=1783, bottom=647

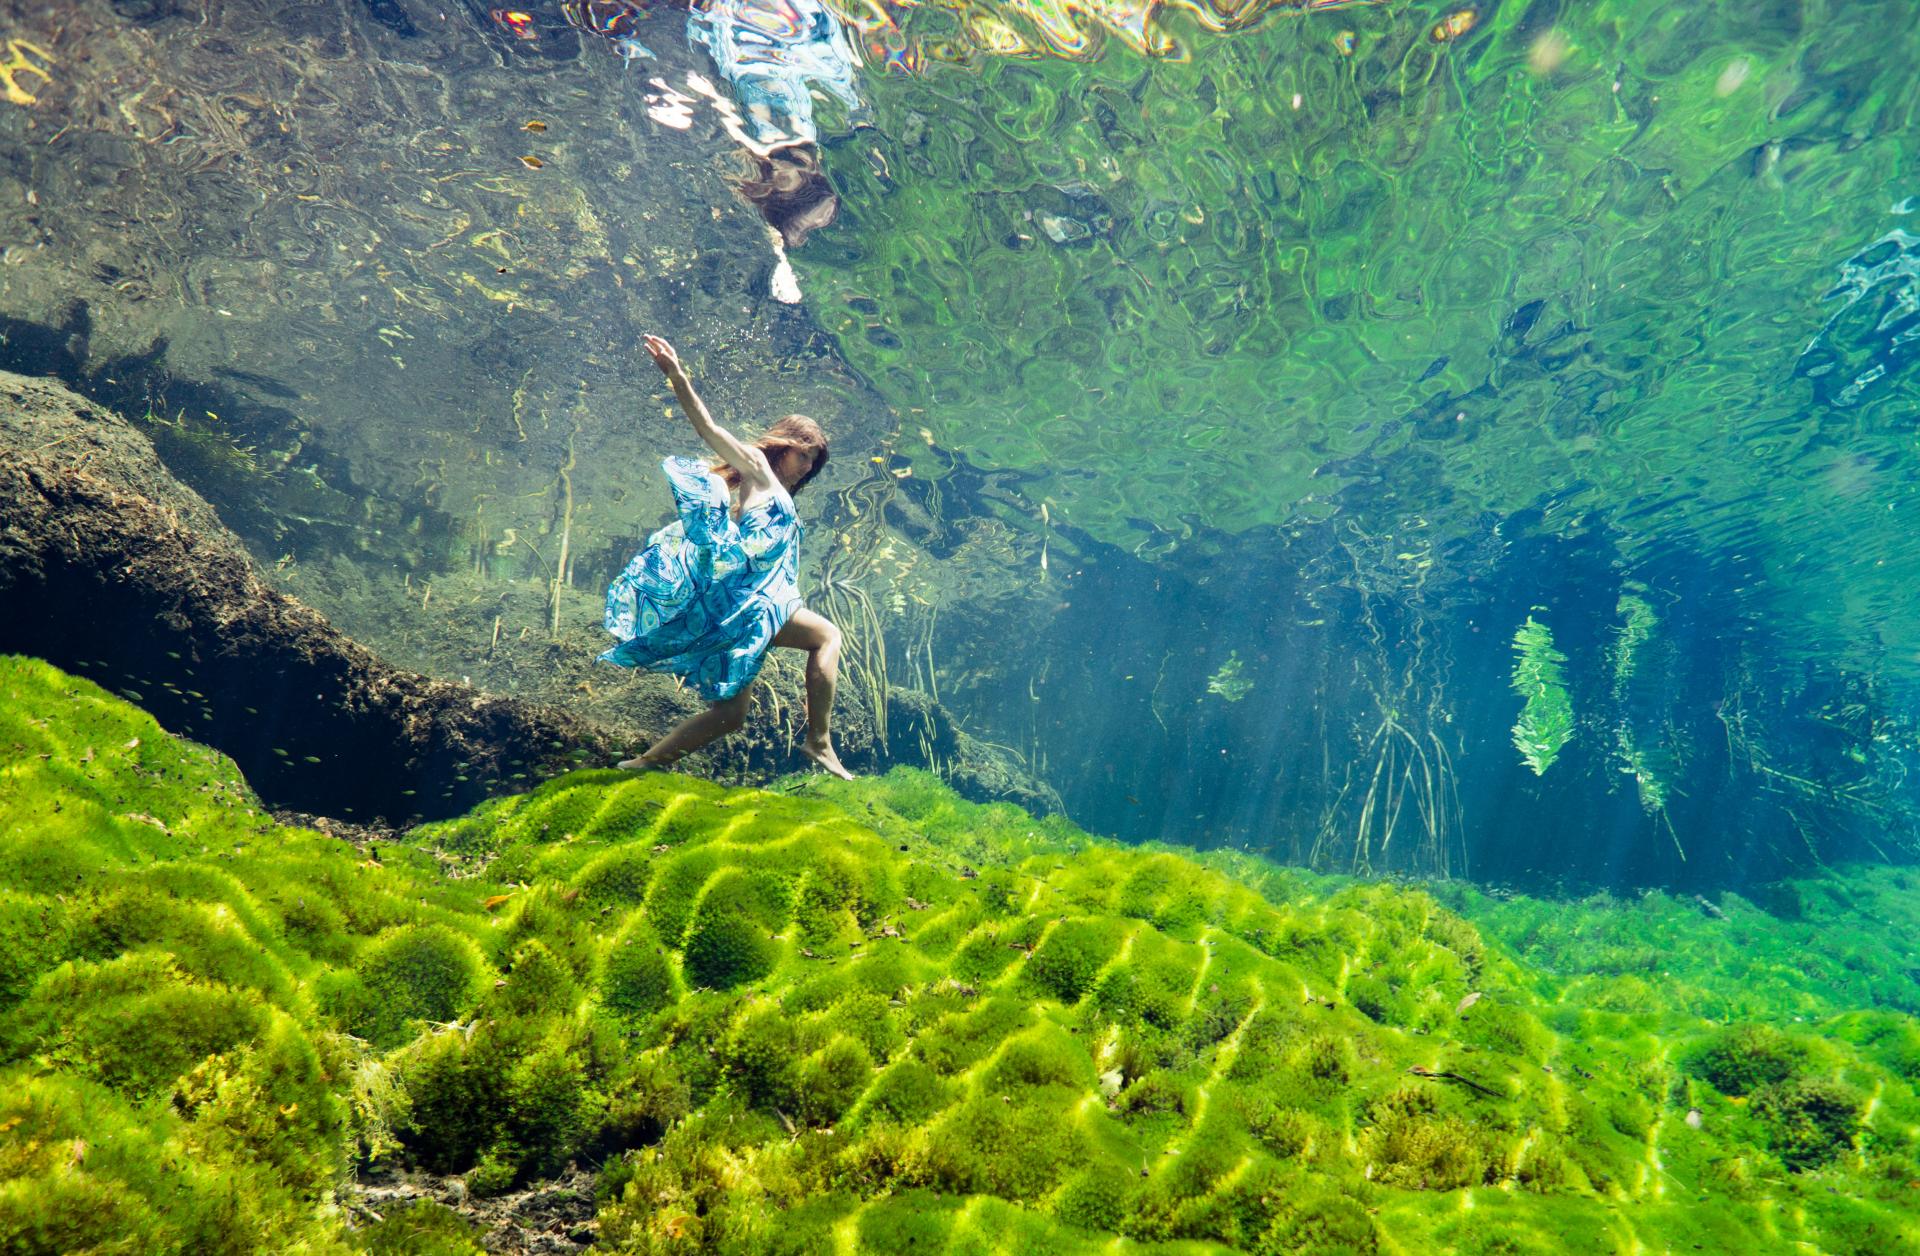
left=644, top=335, right=771, bottom=487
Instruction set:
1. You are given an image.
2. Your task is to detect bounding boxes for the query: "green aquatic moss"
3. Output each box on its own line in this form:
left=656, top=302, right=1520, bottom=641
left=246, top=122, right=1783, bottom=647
left=337, top=925, right=486, bottom=1050
left=2, top=655, right=1919, bottom=1254
left=1510, top=616, right=1574, bottom=776
left=1751, top=1075, right=1865, bottom=1171
left=352, top=1200, right=483, bottom=1256
left=1434, top=875, right=1920, bottom=1023
left=1686, top=1023, right=1813, bottom=1097
left=600, top=917, right=677, bottom=1021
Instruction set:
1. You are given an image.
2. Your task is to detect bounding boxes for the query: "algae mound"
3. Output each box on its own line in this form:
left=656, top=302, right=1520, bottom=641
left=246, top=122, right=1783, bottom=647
left=1, top=654, right=1917, bottom=1254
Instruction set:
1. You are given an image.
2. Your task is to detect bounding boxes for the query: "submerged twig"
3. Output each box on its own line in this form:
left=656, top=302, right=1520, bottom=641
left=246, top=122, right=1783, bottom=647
left=550, top=437, right=577, bottom=636
left=1407, top=1066, right=1502, bottom=1098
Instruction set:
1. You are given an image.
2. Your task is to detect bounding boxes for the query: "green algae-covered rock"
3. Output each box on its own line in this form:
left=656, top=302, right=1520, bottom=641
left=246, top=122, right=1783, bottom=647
left=1, top=654, right=1917, bottom=1254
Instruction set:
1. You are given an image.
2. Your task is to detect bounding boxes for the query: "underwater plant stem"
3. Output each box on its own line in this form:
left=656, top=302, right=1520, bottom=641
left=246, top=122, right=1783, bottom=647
left=816, top=567, right=890, bottom=751
left=1661, top=810, right=1687, bottom=862
left=550, top=438, right=576, bottom=637
left=922, top=602, right=939, bottom=706
left=1148, top=649, right=1171, bottom=735
left=517, top=535, right=553, bottom=583
left=1322, top=711, right=1459, bottom=880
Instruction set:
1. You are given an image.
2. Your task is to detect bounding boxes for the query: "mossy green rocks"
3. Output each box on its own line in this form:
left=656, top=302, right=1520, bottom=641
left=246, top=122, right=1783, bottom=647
left=1, top=653, right=1917, bottom=1253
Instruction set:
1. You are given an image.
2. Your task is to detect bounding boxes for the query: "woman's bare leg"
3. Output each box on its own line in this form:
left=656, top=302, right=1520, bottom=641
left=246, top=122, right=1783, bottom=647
left=619, top=691, right=751, bottom=770
left=773, top=608, right=854, bottom=779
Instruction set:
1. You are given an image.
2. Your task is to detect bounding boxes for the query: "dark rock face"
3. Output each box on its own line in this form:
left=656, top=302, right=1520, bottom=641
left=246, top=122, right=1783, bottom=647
left=353, top=1165, right=601, bottom=1254
left=0, top=370, right=615, bottom=822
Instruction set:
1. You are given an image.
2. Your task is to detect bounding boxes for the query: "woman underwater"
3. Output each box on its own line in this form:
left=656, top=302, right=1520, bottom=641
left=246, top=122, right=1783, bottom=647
left=599, top=334, right=854, bottom=779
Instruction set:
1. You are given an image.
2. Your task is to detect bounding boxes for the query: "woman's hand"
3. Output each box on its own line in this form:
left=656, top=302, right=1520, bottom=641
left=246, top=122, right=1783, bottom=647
left=643, top=334, right=683, bottom=378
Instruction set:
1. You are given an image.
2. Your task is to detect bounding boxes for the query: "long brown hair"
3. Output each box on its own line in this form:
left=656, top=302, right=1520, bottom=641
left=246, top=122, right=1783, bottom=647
left=735, top=144, right=838, bottom=249
left=712, top=414, right=829, bottom=493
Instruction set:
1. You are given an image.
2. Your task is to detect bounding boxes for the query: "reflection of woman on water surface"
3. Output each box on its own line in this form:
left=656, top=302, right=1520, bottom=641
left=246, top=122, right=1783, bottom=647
left=598, top=335, right=854, bottom=779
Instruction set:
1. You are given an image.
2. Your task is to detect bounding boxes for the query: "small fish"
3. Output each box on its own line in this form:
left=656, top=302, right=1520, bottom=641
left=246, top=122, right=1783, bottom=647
left=1684, top=1108, right=1703, bottom=1129
left=303, top=755, right=322, bottom=764
left=1456, top=991, right=1483, bottom=1015
left=1692, top=894, right=1727, bottom=921
left=522, top=120, right=548, bottom=132
left=482, top=893, right=514, bottom=911
left=518, top=155, right=545, bottom=170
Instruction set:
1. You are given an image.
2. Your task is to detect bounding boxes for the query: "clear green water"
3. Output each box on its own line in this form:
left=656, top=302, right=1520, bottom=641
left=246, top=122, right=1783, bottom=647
left=3, top=4, right=1920, bottom=1246
left=3, top=0, right=1918, bottom=875
left=812, top=0, right=1920, bottom=670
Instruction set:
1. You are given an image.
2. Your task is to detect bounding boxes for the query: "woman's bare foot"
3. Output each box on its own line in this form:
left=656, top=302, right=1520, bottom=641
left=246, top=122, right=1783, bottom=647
left=802, top=736, right=854, bottom=780
left=617, top=754, right=666, bottom=772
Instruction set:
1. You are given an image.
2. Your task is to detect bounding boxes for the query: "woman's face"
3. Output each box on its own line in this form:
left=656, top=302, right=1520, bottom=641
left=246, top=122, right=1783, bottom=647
left=772, top=445, right=819, bottom=489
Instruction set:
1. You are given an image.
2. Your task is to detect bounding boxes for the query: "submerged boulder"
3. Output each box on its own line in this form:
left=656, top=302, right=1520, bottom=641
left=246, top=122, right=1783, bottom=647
left=0, top=369, right=612, bottom=822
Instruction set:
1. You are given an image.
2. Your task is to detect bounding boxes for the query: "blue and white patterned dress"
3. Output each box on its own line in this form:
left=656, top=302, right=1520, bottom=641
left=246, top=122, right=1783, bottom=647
left=598, top=456, right=802, bottom=701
